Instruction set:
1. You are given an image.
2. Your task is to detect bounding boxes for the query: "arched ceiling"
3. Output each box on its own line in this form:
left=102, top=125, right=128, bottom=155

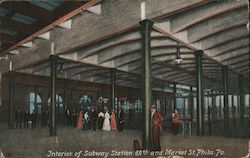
left=8, top=0, right=249, bottom=94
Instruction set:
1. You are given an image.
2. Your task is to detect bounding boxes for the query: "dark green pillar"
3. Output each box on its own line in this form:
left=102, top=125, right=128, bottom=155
left=222, top=65, right=229, bottom=132
left=34, top=86, right=37, bottom=112
left=190, top=86, right=194, bottom=122
left=8, top=71, right=15, bottom=129
left=208, top=106, right=211, bottom=135
left=211, top=91, right=216, bottom=121
left=219, top=93, right=222, bottom=118
left=49, top=55, right=57, bottom=136
left=140, top=19, right=153, bottom=149
left=183, top=98, right=186, bottom=119
left=239, top=74, right=245, bottom=126
left=195, top=51, right=204, bottom=136
left=173, top=83, right=177, bottom=109
left=111, top=68, right=116, bottom=113
left=63, top=78, right=68, bottom=125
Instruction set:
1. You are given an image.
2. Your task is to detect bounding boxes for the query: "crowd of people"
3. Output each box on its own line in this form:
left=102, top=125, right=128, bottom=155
left=13, top=103, right=182, bottom=152
left=66, top=107, right=125, bottom=132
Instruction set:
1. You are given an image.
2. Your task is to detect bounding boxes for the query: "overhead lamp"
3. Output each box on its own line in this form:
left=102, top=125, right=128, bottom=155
left=58, top=63, right=63, bottom=74
left=173, top=43, right=182, bottom=64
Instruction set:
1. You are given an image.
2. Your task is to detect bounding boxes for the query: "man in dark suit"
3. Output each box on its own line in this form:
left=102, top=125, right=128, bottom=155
left=118, top=107, right=125, bottom=131
left=151, top=104, right=164, bottom=151
left=15, top=107, right=23, bottom=129
left=65, top=108, right=72, bottom=126
left=23, top=109, right=30, bottom=128
left=90, top=108, right=97, bottom=130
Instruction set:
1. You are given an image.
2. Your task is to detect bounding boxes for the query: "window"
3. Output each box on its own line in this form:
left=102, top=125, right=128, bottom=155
left=135, top=99, right=142, bottom=112
left=79, top=95, right=91, bottom=109
left=48, top=94, right=64, bottom=113
left=124, top=100, right=130, bottom=113
left=29, top=92, right=42, bottom=113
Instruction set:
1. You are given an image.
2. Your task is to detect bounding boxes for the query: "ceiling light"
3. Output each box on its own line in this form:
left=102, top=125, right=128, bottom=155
left=173, top=42, right=182, bottom=64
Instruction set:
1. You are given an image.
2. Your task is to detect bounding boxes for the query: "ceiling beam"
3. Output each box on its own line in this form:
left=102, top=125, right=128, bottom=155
left=223, top=52, right=249, bottom=65
left=152, top=0, right=212, bottom=22
left=173, top=4, right=247, bottom=33
left=205, top=35, right=249, bottom=50
left=190, top=23, right=247, bottom=43
left=69, top=68, right=108, bottom=78
left=157, top=62, right=221, bottom=84
left=220, top=51, right=249, bottom=63
left=59, top=23, right=140, bottom=56
left=212, top=45, right=249, bottom=58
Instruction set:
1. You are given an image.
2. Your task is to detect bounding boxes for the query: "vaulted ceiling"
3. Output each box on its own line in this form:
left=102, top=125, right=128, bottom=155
left=2, top=0, right=249, bottom=94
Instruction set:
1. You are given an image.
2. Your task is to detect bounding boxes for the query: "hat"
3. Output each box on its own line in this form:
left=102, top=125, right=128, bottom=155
left=151, top=104, right=156, bottom=109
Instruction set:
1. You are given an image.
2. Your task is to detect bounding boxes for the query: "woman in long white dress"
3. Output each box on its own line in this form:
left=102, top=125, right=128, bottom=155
left=102, top=111, right=111, bottom=131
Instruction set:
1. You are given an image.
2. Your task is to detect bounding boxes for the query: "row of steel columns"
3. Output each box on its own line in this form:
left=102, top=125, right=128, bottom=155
left=7, top=19, right=246, bottom=149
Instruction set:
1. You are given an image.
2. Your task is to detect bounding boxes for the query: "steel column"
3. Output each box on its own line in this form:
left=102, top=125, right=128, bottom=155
left=239, top=74, right=245, bottom=126
left=140, top=19, right=153, bottom=150
left=34, top=86, right=37, bottom=112
left=8, top=71, right=15, bottom=129
left=208, top=106, right=211, bottom=135
left=222, top=66, right=229, bottom=132
left=190, top=86, right=194, bottom=122
left=195, top=51, right=204, bottom=136
left=63, top=78, right=68, bottom=125
left=111, top=68, right=116, bottom=113
left=211, top=91, right=216, bottom=122
left=173, top=83, right=177, bottom=109
left=219, top=94, right=222, bottom=118
left=49, top=55, right=57, bottom=136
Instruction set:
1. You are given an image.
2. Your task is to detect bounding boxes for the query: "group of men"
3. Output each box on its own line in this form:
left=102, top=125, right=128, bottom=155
left=15, top=107, right=37, bottom=129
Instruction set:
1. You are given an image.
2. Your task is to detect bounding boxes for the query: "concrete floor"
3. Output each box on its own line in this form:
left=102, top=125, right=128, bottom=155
left=0, top=123, right=249, bottom=158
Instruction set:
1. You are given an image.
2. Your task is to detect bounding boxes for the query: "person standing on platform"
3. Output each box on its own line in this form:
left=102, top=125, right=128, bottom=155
left=102, top=110, right=111, bottom=131
left=90, top=108, right=97, bottom=130
left=23, top=109, right=29, bottom=128
left=41, top=108, right=46, bottom=127
left=110, top=111, right=117, bottom=130
left=76, top=109, right=83, bottom=129
left=172, top=108, right=180, bottom=135
left=72, top=108, right=77, bottom=127
left=83, top=110, right=90, bottom=130
left=98, top=111, right=104, bottom=129
left=65, top=108, right=72, bottom=126
left=118, top=107, right=125, bottom=131
left=32, top=109, right=37, bottom=129
left=151, top=104, right=164, bottom=151
left=15, top=107, right=23, bottom=129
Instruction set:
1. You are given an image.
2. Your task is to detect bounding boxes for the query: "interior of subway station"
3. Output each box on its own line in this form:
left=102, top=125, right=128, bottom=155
left=0, top=0, right=249, bottom=158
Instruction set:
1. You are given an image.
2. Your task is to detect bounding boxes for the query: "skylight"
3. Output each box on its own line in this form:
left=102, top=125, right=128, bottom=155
left=0, top=27, right=16, bottom=35
left=11, top=12, right=37, bottom=25
left=30, top=0, right=64, bottom=11
left=0, top=7, right=9, bottom=16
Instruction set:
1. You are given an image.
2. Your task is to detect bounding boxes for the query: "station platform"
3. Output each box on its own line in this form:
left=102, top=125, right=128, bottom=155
left=0, top=123, right=249, bottom=158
